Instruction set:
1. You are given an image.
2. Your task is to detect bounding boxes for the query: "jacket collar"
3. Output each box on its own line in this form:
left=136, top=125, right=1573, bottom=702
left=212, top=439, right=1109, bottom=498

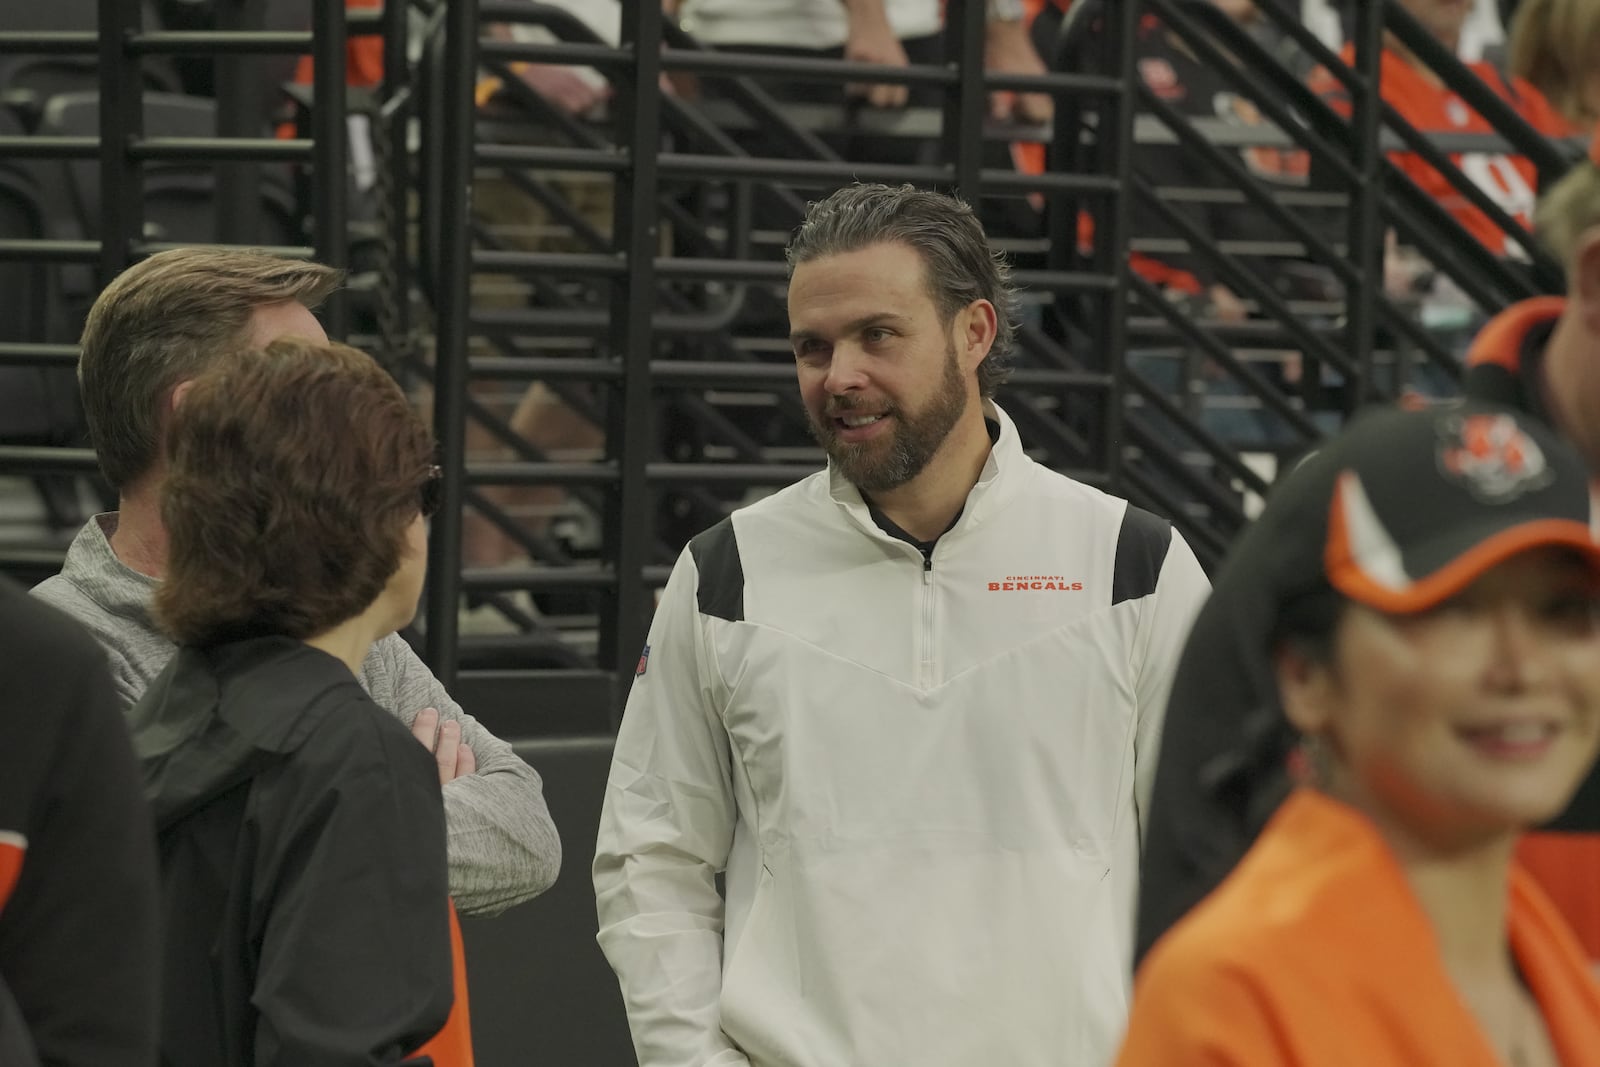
left=61, top=513, right=161, bottom=623
left=138, top=637, right=365, bottom=826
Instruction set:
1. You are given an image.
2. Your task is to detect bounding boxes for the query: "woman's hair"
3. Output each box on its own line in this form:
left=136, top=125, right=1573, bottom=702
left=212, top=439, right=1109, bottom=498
left=154, top=338, right=435, bottom=647
left=1508, top=0, right=1600, bottom=128
left=1270, top=583, right=1346, bottom=668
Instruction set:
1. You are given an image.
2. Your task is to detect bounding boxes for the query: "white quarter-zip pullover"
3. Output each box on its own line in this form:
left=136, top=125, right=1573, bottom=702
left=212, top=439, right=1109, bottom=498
left=594, top=403, right=1210, bottom=1067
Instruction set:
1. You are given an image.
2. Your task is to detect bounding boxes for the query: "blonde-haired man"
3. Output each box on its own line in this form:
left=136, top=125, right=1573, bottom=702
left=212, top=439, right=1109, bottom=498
left=33, top=247, right=562, bottom=916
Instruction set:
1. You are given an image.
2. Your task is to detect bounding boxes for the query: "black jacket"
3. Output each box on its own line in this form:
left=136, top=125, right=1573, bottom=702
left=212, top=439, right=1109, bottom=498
left=135, top=637, right=453, bottom=1067
left=0, top=576, right=158, bottom=1067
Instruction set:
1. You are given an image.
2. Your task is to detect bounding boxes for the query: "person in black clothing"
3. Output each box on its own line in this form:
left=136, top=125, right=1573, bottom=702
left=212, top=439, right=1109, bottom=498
left=135, top=337, right=466, bottom=1066
left=0, top=577, right=159, bottom=1067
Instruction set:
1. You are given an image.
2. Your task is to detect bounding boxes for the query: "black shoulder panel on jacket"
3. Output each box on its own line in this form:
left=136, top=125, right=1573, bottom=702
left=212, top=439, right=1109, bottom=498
left=688, top=518, right=745, bottom=623
left=1111, top=506, right=1172, bottom=606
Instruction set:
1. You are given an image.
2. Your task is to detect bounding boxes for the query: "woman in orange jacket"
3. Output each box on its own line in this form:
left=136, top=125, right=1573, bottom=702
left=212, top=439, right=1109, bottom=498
left=1119, top=402, right=1600, bottom=1067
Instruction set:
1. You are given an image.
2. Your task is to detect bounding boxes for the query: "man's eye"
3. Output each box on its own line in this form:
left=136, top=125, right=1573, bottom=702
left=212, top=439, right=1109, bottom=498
left=864, top=328, right=890, bottom=343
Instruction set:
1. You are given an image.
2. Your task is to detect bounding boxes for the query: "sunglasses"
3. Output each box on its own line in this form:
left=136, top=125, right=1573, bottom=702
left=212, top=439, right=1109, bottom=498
left=420, top=465, right=444, bottom=518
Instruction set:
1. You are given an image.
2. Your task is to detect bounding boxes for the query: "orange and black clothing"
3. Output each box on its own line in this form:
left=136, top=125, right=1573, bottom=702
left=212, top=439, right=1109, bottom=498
left=0, top=575, right=158, bottom=1067
left=138, top=636, right=472, bottom=1066
left=1120, top=788, right=1600, bottom=1066
left=1312, top=48, right=1574, bottom=256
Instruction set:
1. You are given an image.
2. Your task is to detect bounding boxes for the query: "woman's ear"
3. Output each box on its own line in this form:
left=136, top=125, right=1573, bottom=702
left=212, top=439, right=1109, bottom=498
left=1274, top=640, right=1337, bottom=738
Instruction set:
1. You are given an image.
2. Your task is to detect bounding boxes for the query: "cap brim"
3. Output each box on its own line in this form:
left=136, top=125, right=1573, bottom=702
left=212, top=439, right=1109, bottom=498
left=1328, top=516, right=1600, bottom=613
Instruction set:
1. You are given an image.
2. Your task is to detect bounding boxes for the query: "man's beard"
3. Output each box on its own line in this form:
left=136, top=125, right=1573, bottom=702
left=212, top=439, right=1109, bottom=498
left=808, top=341, right=968, bottom=493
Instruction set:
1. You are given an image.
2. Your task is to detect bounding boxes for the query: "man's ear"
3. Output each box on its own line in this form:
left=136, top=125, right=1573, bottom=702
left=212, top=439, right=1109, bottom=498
left=168, top=379, right=196, bottom=413
left=958, top=299, right=998, bottom=375
left=1571, top=228, right=1600, bottom=339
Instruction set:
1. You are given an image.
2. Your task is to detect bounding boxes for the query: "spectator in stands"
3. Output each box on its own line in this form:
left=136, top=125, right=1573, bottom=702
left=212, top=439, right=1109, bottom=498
left=1508, top=0, right=1600, bottom=133
left=1118, top=403, right=1600, bottom=1066
left=1018, top=0, right=1325, bottom=446
left=1311, top=0, right=1574, bottom=259
left=464, top=0, right=627, bottom=586
left=0, top=577, right=158, bottom=1067
left=143, top=338, right=469, bottom=1066
left=593, top=183, right=1211, bottom=1067
left=30, top=247, right=562, bottom=917
left=675, top=0, right=1053, bottom=127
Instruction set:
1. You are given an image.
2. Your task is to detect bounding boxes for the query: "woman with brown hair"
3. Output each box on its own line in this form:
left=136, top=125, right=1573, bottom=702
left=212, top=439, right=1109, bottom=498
left=134, top=337, right=470, bottom=1065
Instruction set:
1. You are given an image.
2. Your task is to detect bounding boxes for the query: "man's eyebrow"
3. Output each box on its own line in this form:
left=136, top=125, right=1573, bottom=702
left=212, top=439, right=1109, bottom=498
left=788, top=313, right=911, bottom=344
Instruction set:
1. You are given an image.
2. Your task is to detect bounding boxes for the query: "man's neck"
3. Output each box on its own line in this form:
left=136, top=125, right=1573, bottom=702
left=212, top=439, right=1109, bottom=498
left=866, top=409, right=994, bottom=543
left=109, top=484, right=170, bottom=579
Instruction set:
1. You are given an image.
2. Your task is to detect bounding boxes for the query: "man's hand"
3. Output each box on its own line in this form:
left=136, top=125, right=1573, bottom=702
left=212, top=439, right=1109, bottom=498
left=515, top=62, right=612, bottom=117
left=984, top=19, right=1053, bottom=124
left=411, top=707, right=478, bottom=785
left=844, top=13, right=911, bottom=108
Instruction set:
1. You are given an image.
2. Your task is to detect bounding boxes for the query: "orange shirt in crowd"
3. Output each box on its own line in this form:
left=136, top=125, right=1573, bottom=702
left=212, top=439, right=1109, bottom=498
left=1118, top=789, right=1600, bottom=1067
left=291, top=0, right=385, bottom=90
left=1312, top=47, right=1575, bottom=256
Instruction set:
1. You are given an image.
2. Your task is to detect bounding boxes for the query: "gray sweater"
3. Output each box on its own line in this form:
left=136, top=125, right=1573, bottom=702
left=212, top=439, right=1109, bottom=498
left=34, top=514, right=561, bottom=917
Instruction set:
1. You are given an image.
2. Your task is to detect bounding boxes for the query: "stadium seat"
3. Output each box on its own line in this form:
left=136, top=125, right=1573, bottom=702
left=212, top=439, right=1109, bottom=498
left=0, top=108, right=91, bottom=528
left=0, top=0, right=179, bottom=130
left=38, top=91, right=302, bottom=251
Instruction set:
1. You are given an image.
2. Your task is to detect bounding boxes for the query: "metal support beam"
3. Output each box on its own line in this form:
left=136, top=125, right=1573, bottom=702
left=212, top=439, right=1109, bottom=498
left=310, top=0, right=349, bottom=336
left=603, top=0, right=665, bottom=728
left=421, top=0, right=481, bottom=687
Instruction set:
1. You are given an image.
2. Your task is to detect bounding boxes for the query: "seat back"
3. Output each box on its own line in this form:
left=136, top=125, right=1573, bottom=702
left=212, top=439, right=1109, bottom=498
left=40, top=91, right=302, bottom=251
left=0, top=109, right=80, bottom=445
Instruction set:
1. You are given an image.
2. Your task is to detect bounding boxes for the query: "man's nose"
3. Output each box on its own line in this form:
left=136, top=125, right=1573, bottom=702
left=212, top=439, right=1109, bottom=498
left=823, top=344, right=870, bottom=394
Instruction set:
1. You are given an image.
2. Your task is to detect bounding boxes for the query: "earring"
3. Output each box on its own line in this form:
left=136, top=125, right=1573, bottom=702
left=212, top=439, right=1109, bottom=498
left=1292, top=734, right=1334, bottom=786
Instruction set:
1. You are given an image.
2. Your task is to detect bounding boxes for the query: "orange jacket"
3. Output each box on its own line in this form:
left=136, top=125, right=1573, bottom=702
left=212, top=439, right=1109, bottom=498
left=1119, top=789, right=1600, bottom=1066
left=411, top=901, right=475, bottom=1067
left=1311, top=48, right=1575, bottom=256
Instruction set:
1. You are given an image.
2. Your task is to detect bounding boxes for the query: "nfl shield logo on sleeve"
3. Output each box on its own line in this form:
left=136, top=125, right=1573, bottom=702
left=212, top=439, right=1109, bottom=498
left=636, top=644, right=651, bottom=676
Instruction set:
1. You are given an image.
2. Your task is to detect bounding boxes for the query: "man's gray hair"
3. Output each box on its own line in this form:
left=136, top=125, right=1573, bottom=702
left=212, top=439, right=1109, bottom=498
left=785, top=184, right=1021, bottom=397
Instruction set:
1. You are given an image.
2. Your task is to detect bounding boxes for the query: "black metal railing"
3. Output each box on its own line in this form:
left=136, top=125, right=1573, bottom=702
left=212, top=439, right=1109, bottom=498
left=0, top=0, right=1580, bottom=734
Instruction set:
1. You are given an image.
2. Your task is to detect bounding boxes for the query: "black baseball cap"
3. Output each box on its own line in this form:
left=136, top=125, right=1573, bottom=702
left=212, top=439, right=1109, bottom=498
left=1302, top=402, right=1600, bottom=614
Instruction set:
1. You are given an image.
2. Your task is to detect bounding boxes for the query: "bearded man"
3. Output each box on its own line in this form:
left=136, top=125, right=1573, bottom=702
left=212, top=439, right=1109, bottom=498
left=592, top=183, right=1212, bottom=1067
